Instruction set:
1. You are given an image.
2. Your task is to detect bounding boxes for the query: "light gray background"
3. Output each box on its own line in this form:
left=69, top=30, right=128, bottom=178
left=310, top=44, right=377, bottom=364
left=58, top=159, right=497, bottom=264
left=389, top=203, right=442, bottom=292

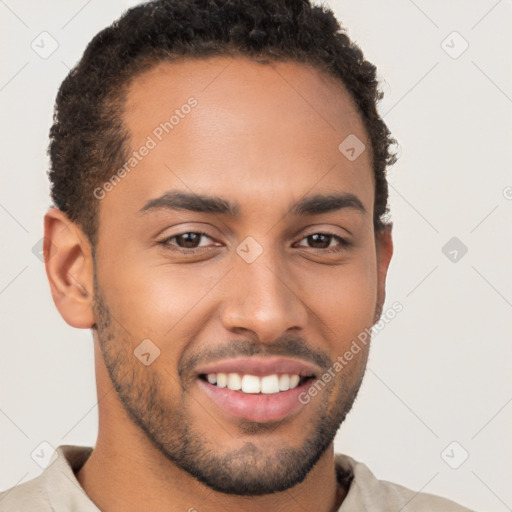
left=1, top=1, right=511, bottom=510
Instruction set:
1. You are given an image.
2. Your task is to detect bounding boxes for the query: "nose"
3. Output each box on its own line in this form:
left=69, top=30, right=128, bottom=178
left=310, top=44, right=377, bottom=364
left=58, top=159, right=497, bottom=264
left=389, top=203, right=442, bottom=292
left=220, top=245, right=308, bottom=344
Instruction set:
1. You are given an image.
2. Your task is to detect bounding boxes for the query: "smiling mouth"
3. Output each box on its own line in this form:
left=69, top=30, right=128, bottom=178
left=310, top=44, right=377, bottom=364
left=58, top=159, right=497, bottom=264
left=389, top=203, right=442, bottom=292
left=198, top=373, right=314, bottom=394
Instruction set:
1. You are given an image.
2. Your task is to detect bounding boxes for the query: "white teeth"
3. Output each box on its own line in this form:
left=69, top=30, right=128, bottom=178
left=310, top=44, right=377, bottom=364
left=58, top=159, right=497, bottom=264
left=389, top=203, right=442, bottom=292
left=216, top=373, right=227, bottom=388
left=205, top=373, right=305, bottom=393
left=241, top=374, right=261, bottom=393
left=261, top=375, right=280, bottom=394
left=279, top=374, right=290, bottom=391
left=227, top=373, right=242, bottom=391
left=289, top=374, right=300, bottom=388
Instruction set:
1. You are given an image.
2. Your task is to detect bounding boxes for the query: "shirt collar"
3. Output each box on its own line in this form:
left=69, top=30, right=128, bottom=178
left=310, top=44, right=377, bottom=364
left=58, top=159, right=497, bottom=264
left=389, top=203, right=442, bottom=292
left=43, top=445, right=100, bottom=512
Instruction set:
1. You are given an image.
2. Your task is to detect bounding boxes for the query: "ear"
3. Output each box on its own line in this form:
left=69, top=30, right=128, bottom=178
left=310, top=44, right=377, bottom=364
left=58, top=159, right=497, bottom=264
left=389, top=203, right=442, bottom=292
left=44, top=208, right=95, bottom=329
left=374, top=223, right=394, bottom=322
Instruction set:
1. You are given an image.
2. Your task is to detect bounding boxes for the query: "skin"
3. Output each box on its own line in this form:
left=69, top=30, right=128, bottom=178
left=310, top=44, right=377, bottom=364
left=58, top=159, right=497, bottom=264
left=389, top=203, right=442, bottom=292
left=44, top=56, right=393, bottom=512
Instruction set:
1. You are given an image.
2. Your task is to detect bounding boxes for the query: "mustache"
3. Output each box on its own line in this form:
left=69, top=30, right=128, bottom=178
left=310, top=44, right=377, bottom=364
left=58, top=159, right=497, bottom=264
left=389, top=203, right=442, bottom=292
left=178, top=336, right=332, bottom=380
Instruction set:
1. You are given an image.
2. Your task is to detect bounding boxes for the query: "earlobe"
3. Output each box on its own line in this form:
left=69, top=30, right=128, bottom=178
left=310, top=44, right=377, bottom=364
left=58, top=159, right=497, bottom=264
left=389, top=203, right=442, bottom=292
left=44, top=208, right=95, bottom=329
left=374, top=223, right=394, bottom=322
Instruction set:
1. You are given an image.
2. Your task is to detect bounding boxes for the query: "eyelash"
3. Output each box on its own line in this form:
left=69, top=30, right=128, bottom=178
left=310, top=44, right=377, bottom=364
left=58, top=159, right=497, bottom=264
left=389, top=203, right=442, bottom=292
left=157, top=231, right=351, bottom=254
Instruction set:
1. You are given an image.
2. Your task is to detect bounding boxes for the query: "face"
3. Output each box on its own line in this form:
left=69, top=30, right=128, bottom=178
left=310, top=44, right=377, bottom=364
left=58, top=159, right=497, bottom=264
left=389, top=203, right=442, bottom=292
left=91, top=56, right=391, bottom=495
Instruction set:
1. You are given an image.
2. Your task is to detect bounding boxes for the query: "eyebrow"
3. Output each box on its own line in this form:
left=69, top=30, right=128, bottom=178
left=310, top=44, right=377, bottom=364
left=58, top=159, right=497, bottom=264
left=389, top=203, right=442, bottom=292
left=138, top=190, right=366, bottom=217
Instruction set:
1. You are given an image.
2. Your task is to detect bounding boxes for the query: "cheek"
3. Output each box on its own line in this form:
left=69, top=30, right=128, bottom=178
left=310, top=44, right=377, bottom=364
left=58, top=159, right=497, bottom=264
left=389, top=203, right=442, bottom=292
left=296, top=253, right=378, bottom=342
left=99, top=259, right=226, bottom=339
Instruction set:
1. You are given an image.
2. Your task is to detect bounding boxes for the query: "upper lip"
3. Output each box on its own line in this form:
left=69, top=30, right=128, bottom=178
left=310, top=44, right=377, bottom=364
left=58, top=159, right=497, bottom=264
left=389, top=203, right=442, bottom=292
left=195, top=356, right=320, bottom=378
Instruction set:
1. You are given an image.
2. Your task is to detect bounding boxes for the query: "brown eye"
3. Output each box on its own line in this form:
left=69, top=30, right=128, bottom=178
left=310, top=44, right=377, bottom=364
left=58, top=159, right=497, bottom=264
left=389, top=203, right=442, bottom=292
left=306, top=233, right=333, bottom=249
left=174, top=233, right=204, bottom=248
left=296, top=233, right=348, bottom=251
left=159, top=232, right=214, bottom=251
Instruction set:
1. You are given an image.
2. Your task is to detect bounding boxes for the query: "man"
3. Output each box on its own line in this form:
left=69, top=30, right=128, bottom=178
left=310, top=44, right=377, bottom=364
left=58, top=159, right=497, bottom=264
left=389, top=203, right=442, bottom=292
left=0, top=0, right=475, bottom=510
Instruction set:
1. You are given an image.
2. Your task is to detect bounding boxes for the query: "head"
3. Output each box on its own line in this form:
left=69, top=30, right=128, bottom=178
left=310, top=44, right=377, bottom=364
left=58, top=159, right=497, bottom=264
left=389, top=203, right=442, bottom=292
left=44, top=0, right=395, bottom=497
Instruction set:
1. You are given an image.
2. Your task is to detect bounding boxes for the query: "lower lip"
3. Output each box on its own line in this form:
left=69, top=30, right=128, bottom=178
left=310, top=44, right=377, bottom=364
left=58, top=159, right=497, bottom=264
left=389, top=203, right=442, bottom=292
left=197, top=378, right=312, bottom=423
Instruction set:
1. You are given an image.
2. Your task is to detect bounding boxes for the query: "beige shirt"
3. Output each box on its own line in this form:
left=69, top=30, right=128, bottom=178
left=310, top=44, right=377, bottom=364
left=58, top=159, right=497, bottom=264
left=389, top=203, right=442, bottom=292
left=0, top=445, right=475, bottom=511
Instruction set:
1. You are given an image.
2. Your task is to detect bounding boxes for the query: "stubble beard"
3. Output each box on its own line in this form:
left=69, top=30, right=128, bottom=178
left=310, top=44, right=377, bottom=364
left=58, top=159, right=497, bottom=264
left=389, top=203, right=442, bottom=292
left=92, top=273, right=366, bottom=496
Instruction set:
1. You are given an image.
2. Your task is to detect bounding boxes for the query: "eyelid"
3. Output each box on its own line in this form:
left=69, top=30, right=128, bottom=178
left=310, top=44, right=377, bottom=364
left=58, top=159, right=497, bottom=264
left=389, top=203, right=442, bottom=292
left=297, top=230, right=347, bottom=241
left=158, top=231, right=217, bottom=248
left=294, top=231, right=350, bottom=249
left=298, top=223, right=352, bottom=239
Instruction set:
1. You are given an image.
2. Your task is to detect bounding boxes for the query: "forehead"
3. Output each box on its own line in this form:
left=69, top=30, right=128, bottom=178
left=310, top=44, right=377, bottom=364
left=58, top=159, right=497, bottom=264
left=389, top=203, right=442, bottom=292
left=100, top=56, right=373, bottom=226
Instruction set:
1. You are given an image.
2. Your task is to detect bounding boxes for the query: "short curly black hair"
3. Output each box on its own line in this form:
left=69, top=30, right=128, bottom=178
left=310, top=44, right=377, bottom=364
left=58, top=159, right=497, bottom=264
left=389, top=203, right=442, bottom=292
left=49, top=0, right=397, bottom=247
